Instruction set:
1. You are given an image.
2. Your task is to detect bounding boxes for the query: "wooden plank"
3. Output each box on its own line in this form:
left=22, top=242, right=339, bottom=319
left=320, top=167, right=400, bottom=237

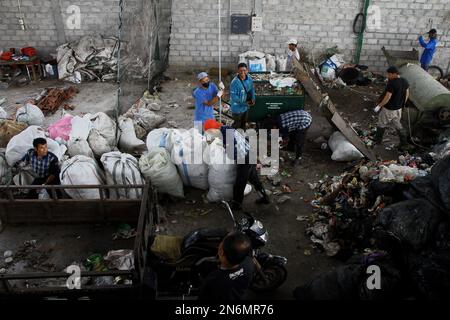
left=331, top=112, right=377, bottom=161
left=292, top=60, right=376, bottom=161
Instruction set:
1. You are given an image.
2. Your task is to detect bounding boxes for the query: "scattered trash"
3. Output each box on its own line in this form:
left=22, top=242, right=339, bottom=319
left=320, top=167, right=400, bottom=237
left=277, top=195, right=291, bottom=204
left=303, top=249, right=312, bottom=256
left=3, top=250, right=13, bottom=258
left=57, top=35, right=119, bottom=83
left=4, top=257, right=13, bottom=264
left=112, top=224, right=137, bottom=240
left=282, top=184, right=292, bottom=193
left=104, top=249, right=134, bottom=271
left=33, top=86, right=78, bottom=115
left=296, top=215, right=309, bottom=222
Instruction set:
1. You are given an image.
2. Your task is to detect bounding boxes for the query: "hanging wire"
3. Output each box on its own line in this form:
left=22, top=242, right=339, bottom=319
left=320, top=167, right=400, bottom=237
left=115, top=0, right=124, bottom=145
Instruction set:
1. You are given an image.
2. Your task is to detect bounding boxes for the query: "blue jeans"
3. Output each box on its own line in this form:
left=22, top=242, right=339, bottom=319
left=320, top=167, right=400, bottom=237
left=421, top=63, right=430, bottom=71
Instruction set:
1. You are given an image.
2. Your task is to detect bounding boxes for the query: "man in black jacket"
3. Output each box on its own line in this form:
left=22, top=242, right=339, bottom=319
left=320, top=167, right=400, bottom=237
left=198, top=232, right=254, bottom=300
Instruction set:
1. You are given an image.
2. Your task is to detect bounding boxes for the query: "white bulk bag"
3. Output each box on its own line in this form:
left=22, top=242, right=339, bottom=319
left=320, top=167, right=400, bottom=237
left=328, top=131, right=364, bottom=162
left=60, top=155, right=106, bottom=199
left=171, top=129, right=209, bottom=190
left=15, top=103, right=44, bottom=127
left=13, top=169, right=35, bottom=186
left=118, top=116, right=146, bottom=152
left=67, top=138, right=95, bottom=158
left=5, top=126, right=67, bottom=166
left=146, top=128, right=172, bottom=153
left=100, top=151, right=145, bottom=199
left=206, top=139, right=236, bottom=202
left=130, top=108, right=165, bottom=132
left=266, top=54, right=276, bottom=72
left=70, top=114, right=92, bottom=141
left=88, top=129, right=112, bottom=158
left=276, top=56, right=287, bottom=72
left=89, top=112, right=117, bottom=148
left=139, top=148, right=184, bottom=198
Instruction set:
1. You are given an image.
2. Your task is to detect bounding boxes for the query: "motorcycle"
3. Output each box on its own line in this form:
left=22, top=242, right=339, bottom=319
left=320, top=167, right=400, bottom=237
left=148, top=201, right=288, bottom=298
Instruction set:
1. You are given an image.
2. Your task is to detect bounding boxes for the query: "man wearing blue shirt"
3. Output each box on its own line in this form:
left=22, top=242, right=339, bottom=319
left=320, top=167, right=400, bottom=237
left=192, top=72, right=224, bottom=125
left=418, top=29, right=439, bottom=71
left=230, top=63, right=256, bottom=129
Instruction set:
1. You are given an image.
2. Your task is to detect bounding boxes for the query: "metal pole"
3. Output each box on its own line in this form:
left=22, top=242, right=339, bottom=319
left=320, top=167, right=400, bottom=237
left=115, top=0, right=124, bottom=145
left=218, top=0, right=222, bottom=122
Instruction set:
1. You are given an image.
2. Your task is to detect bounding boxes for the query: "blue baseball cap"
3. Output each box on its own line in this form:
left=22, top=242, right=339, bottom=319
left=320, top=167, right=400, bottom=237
left=197, top=72, right=208, bottom=81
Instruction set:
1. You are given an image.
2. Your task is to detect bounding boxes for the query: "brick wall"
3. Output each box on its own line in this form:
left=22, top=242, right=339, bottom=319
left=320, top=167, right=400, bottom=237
left=168, top=0, right=450, bottom=73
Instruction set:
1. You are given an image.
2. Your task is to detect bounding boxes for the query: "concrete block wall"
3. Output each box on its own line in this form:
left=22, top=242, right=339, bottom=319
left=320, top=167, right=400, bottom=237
left=168, top=0, right=450, bottom=74
left=0, top=0, right=172, bottom=78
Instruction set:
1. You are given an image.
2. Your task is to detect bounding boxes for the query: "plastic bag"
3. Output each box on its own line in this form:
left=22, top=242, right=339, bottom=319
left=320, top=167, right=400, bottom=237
left=48, top=115, right=73, bottom=141
left=328, top=131, right=363, bottom=162
left=266, top=54, right=276, bottom=72
left=38, top=189, right=50, bottom=200
left=249, top=58, right=267, bottom=72
left=276, top=56, right=287, bottom=72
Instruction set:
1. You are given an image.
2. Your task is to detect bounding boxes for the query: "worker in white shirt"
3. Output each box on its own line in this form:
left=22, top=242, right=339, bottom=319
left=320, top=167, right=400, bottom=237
left=286, top=38, right=301, bottom=71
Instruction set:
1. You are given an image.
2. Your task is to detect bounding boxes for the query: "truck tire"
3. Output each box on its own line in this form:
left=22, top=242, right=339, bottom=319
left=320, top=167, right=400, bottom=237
left=428, top=66, right=444, bottom=81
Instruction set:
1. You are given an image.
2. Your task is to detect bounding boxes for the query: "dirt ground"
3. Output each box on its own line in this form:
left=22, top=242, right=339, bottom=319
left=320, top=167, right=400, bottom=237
left=0, top=70, right=401, bottom=299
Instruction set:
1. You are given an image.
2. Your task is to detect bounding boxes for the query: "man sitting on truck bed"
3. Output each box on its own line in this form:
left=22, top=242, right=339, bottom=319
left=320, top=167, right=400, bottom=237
left=14, top=137, right=61, bottom=198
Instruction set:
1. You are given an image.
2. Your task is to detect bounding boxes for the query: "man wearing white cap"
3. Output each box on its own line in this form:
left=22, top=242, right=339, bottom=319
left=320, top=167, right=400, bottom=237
left=192, top=72, right=224, bottom=125
left=286, top=38, right=300, bottom=71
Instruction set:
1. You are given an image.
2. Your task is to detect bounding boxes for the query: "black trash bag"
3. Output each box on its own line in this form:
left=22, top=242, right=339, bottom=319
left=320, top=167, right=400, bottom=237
left=435, top=221, right=450, bottom=250
left=293, top=252, right=403, bottom=300
left=406, top=250, right=450, bottom=300
left=407, top=176, right=445, bottom=210
left=354, top=253, right=404, bottom=300
left=369, top=180, right=409, bottom=202
left=293, top=264, right=364, bottom=300
left=374, top=199, right=444, bottom=250
left=430, top=155, right=450, bottom=213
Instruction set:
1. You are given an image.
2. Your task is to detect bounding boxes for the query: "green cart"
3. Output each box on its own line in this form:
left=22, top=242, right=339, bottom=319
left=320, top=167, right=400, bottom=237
left=248, top=72, right=305, bottom=122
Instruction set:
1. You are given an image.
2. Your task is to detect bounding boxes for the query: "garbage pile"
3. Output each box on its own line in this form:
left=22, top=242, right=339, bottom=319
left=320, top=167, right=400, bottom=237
left=57, top=35, right=119, bottom=83
left=297, top=154, right=450, bottom=300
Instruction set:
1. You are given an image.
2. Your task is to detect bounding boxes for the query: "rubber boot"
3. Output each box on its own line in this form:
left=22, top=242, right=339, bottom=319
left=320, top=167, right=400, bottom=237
left=373, top=127, right=386, bottom=144
left=255, top=188, right=270, bottom=205
left=397, top=129, right=411, bottom=152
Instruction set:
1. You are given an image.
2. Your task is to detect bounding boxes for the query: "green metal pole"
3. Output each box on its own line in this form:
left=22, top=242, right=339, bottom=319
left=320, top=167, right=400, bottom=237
left=354, top=0, right=371, bottom=64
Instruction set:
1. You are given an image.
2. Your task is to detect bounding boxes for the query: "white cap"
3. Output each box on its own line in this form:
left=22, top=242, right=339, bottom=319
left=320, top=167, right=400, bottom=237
left=287, top=38, right=298, bottom=45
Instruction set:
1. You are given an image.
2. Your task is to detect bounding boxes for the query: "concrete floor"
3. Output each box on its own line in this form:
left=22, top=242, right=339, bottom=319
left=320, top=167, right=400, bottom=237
left=0, top=72, right=399, bottom=299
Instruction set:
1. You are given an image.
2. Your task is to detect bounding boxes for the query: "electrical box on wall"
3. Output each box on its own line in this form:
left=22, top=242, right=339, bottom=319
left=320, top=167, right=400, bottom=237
left=251, top=16, right=263, bottom=32
left=231, top=14, right=251, bottom=34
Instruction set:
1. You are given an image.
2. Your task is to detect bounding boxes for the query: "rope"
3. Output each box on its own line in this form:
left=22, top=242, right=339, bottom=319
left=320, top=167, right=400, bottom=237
left=115, top=0, right=124, bottom=145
